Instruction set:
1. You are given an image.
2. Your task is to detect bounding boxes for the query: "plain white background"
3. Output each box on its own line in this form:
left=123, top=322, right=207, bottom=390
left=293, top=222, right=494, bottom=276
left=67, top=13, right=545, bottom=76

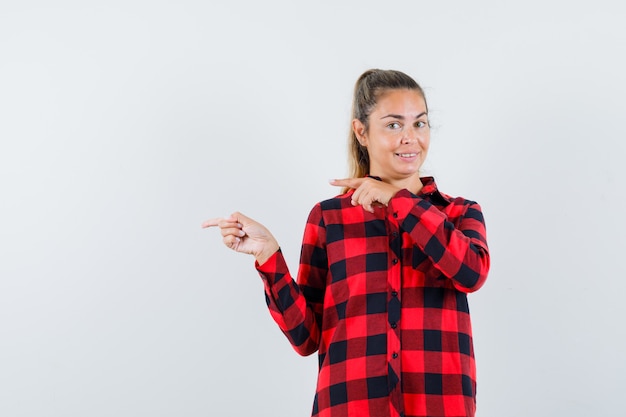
left=1, top=1, right=625, bottom=416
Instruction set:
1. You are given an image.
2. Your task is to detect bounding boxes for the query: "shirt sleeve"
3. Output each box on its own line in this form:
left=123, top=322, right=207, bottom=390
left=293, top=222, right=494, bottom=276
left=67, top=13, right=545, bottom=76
left=255, top=203, right=327, bottom=356
left=388, top=189, right=490, bottom=293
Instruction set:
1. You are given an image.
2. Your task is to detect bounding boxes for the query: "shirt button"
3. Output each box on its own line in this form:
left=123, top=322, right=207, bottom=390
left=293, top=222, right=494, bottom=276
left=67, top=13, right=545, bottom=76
left=391, top=291, right=398, bottom=297
left=392, top=258, right=398, bottom=265
left=391, top=322, right=397, bottom=329
left=393, top=212, right=398, bottom=218
left=392, top=352, right=398, bottom=359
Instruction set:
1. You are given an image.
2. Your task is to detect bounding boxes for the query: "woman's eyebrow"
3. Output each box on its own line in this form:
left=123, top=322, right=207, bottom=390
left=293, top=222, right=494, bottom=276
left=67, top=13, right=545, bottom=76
left=380, top=112, right=428, bottom=120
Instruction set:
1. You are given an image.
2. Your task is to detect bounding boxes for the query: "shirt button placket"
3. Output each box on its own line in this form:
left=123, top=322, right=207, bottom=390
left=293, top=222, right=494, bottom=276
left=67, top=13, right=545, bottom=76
left=387, top=218, right=402, bottom=370
left=388, top=287, right=401, bottom=352
left=387, top=283, right=402, bottom=408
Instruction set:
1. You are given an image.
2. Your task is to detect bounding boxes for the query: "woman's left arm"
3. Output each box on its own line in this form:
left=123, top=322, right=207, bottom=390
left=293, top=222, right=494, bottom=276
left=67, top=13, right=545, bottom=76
left=330, top=177, right=490, bottom=292
left=388, top=189, right=490, bottom=293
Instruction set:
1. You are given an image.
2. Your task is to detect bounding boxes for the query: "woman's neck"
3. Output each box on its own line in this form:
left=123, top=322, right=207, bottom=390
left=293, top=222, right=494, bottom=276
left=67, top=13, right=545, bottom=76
left=373, top=173, right=424, bottom=195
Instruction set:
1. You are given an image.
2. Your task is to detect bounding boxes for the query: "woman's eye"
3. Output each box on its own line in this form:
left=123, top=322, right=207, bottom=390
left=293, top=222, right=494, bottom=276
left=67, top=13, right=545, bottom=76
left=388, top=122, right=401, bottom=129
left=416, top=121, right=427, bottom=128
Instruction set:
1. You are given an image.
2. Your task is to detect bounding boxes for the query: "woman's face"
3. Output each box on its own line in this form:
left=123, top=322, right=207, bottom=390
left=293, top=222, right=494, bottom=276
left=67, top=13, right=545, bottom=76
left=354, top=89, right=430, bottom=182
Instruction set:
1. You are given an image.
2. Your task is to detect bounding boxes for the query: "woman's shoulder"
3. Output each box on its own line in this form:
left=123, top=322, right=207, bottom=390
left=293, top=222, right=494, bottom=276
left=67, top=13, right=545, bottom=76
left=302, top=192, right=355, bottom=225
left=314, top=190, right=354, bottom=211
left=303, top=192, right=353, bottom=226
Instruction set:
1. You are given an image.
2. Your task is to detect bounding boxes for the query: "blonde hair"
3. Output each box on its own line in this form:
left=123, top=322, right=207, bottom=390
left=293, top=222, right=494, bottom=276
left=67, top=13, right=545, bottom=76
left=345, top=69, right=428, bottom=191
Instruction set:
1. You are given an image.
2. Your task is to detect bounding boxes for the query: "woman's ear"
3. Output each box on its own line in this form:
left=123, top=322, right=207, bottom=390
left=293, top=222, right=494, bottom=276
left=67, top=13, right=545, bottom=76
left=352, top=119, right=367, bottom=146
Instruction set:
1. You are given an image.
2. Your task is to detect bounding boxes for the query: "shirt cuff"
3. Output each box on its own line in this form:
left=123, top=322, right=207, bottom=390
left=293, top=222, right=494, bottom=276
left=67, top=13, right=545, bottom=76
left=388, top=188, right=447, bottom=233
left=388, top=188, right=421, bottom=221
left=255, top=248, right=287, bottom=284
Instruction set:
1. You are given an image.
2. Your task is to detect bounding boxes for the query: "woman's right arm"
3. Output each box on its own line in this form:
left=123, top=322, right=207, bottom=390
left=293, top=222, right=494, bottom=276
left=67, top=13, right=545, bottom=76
left=203, top=207, right=328, bottom=356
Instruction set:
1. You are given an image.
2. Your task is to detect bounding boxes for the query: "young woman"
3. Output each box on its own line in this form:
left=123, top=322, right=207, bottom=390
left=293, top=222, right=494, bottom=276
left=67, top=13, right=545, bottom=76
left=203, top=69, right=490, bottom=417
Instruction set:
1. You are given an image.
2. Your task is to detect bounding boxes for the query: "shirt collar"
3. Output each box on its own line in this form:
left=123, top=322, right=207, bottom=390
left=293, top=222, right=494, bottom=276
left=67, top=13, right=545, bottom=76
left=417, top=176, right=452, bottom=205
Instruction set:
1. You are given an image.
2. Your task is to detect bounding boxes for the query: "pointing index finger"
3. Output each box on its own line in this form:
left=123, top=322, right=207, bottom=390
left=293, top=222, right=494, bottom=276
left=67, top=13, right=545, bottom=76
left=329, top=178, right=364, bottom=189
left=202, top=215, right=239, bottom=228
left=201, top=218, right=222, bottom=228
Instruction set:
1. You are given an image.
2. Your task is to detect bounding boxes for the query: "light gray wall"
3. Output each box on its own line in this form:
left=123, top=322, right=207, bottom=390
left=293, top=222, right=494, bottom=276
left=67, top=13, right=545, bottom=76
left=1, top=1, right=624, bottom=416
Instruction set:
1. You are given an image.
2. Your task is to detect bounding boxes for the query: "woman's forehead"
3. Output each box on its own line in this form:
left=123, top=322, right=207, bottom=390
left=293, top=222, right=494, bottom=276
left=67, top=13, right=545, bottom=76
left=373, top=89, right=427, bottom=114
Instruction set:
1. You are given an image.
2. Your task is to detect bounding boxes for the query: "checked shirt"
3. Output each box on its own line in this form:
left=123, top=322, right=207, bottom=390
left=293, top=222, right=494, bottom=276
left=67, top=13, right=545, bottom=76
left=256, top=177, right=490, bottom=417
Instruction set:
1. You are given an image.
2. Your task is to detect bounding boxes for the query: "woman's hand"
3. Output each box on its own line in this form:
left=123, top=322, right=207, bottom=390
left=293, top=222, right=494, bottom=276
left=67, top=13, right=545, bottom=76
left=202, top=212, right=279, bottom=265
left=330, top=178, right=400, bottom=213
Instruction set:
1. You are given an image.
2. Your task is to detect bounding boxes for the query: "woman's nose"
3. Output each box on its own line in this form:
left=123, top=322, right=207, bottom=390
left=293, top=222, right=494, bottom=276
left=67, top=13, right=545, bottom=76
left=402, top=130, right=417, bottom=144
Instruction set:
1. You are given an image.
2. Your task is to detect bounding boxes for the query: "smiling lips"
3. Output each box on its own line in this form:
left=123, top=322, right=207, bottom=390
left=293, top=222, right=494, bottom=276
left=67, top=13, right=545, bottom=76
left=396, top=152, right=418, bottom=158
